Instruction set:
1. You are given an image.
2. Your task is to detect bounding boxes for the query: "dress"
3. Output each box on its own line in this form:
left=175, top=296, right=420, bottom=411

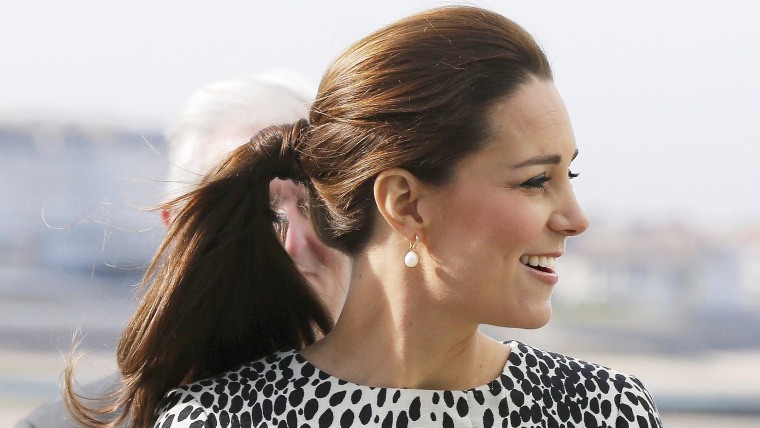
left=154, top=340, right=662, bottom=427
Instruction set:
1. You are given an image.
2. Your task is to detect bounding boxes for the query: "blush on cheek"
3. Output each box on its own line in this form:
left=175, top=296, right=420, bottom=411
left=498, top=207, right=543, bottom=241
left=475, top=198, right=540, bottom=240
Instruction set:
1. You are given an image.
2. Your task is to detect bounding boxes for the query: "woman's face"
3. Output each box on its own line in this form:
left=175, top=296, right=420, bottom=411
left=270, top=179, right=350, bottom=320
left=419, top=78, right=588, bottom=329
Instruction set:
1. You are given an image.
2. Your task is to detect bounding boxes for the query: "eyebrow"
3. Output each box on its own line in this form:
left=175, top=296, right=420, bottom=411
left=511, top=149, right=579, bottom=169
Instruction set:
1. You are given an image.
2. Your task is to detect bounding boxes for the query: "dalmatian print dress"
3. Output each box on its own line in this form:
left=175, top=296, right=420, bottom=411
left=154, top=340, right=662, bottom=427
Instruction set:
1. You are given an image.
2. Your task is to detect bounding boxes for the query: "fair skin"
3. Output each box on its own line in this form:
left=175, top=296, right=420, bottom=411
left=301, top=78, right=589, bottom=390
left=270, top=179, right=350, bottom=320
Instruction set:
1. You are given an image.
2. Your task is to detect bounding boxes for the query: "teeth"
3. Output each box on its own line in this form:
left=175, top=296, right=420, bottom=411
left=520, top=255, right=557, bottom=269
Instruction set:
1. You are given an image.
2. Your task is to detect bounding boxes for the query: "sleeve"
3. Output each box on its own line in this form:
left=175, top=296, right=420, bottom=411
left=153, top=388, right=213, bottom=428
left=614, top=375, right=663, bottom=428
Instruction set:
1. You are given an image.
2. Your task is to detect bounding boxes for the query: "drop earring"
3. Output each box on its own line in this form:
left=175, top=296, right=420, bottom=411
left=404, top=235, right=420, bottom=268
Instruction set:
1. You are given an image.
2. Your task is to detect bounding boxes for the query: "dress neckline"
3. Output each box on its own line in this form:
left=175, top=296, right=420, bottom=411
left=290, top=340, right=521, bottom=394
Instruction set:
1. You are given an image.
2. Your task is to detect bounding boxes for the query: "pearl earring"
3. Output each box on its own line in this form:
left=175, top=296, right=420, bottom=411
left=404, top=235, right=420, bottom=268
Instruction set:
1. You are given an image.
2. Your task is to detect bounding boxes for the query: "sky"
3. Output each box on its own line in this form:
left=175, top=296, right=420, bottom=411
left=2, top=0, right=759, bottom=227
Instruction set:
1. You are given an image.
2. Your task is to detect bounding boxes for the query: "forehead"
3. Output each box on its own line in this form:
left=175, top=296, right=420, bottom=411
left=484, top=79, right=574, bottom=156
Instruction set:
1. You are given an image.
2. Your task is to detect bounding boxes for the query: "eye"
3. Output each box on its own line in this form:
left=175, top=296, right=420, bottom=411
left=520, top=173, right=551, bottom=190
left=569, top=170, right=579, bottom=179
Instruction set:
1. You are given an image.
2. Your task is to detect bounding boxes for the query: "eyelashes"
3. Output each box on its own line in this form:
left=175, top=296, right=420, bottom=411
left=520, top=173, right=551, bottom=189
left=520, top=170, right=579, bottom=190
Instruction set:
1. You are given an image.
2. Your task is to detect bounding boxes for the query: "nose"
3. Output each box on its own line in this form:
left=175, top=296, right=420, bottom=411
left=549, top=188, right=589, bottom=237
left=283, top=208, right=311, bottom=258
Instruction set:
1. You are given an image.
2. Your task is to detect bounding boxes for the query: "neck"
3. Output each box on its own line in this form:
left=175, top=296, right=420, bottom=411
left=302, top=250, right=509, bottom=390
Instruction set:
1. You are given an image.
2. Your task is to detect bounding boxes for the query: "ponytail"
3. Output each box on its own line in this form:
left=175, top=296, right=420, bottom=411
left=64, top=120, right=332, bottom=427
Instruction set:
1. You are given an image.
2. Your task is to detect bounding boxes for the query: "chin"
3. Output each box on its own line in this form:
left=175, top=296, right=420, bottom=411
left=492, top=305, right=552, bottom=329
left=522, top=316, right=552, bottom=330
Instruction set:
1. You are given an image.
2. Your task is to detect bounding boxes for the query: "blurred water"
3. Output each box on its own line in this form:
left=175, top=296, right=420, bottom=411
left=0, top=126, right=166, bottom=272
left=0, top=126, right=170, bottom=424
left=0, top=125, right=166, bottom=356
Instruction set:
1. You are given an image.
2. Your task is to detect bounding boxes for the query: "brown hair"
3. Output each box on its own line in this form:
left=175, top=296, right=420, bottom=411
left=65, top=5, right=552, bottom=427
left=303, top=6, right=552, bottom=253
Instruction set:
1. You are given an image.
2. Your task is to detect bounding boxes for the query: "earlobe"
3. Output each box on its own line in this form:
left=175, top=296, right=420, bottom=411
left=373, top=168, right=425, bottom=242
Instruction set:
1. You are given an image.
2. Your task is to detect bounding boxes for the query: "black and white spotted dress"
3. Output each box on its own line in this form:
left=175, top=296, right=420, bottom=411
left=154, top=340, right=662, bottom=427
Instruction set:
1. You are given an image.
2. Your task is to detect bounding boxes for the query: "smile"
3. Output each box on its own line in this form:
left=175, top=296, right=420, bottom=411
left=519, top=255, right=556, bottom=273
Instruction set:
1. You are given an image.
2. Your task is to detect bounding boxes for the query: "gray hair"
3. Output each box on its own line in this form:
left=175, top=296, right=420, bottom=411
left=164, top=70, right=315, bottom=199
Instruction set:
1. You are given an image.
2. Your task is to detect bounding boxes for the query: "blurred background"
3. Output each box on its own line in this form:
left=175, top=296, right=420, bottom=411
left=2, top=1, right=759, bottom=426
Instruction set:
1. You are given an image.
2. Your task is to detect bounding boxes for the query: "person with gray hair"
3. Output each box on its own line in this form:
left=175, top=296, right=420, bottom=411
left=161, top=71, right=313, bottom=222
left=160, top=71, right=350, bottom=319
left=16, top=71, right=350, bottom=427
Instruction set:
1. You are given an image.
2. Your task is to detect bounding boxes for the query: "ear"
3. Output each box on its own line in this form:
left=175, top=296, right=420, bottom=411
left=373, top=168, right=427, bottom=242
left=160, top=209, right=172, bottom=228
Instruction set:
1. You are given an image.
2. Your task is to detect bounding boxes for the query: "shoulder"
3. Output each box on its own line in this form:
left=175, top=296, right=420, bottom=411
left=153, top=350, right=299, bottom=427
left=505, top=340, right=662, bottom=426
left=507, top=340, right=641, bottom=386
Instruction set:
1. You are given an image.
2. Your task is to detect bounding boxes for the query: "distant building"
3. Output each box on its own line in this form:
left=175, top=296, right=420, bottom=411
left=558, top=220, right=760, bottom=316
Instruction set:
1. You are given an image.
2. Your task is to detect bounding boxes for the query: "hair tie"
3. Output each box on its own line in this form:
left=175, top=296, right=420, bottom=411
left=276, top=119, right=310, bottom=183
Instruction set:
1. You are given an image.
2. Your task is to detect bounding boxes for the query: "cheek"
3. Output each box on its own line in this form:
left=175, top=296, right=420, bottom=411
left=427, top=192, right=533, bottom=265
left=492, top=202, right=544, bottom=248
left=456, top=194, right=542, bottom=248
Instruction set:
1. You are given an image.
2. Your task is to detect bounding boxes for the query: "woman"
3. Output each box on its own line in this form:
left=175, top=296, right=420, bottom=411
left=73, top=6, right=663, bottom=427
